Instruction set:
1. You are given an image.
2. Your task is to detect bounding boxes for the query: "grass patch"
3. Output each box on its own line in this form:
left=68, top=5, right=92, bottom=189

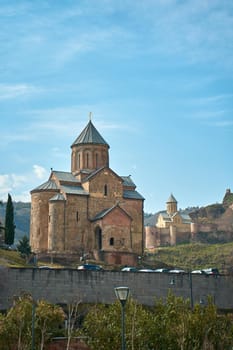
left=0, top=249, right=28, bottom=267
left=145, top=242, right=233, bottom=273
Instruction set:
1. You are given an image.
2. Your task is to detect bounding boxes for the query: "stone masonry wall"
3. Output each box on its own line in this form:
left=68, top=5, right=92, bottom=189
left=1, top=267, right=233, bottom=311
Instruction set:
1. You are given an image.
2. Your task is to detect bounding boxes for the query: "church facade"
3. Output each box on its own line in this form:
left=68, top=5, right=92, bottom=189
left=145, top=194, right=192, bottom=248
left=30, top=119, right=144, bottom=264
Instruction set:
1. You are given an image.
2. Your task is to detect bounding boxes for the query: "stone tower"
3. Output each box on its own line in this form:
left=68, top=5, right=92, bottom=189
left=71, top=119, right=109, bottom=175
left=166, top=193, right=177, bottom=215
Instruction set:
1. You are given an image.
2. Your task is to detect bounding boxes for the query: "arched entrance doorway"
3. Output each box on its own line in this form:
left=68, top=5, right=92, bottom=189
left=95, top=226, right=102, bottom=250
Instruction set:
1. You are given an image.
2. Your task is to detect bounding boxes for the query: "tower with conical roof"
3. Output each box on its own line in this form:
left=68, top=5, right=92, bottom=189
left=71, top=120, right=109, bottom=175
left=166, top=193, right=177, bottom=215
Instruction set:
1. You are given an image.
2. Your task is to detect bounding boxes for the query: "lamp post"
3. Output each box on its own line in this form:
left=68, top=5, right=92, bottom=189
left=114, top=286, right=130, bottom=350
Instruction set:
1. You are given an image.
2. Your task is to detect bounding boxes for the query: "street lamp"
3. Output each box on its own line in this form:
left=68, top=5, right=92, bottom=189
left=170, top=272, right=193, bottom=309
left=114, top=286, right=130, bottom=350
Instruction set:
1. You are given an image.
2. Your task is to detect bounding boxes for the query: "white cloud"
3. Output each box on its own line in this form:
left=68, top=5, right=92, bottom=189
left=0, top=84, right=38, bottom=100
left=0, top=175, right=12, bottom=199
left=33, top=165, right=47, bottom=179
left=0, top=165, right=48, bottom=202
left=11, top=174, right=28, bottom=188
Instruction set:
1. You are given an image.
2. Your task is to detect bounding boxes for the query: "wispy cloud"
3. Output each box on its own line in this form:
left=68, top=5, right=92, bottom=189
left=0, top=165, right=49, bottom=202
left=183, top=92, right=233, bottom=127
left=33, top=165, right=47, bottom=179
left=0, top=84, right=39, bottom=100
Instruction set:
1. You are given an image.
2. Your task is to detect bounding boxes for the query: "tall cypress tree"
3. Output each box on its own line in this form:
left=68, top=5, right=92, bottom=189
left=0, top=200, right=4, bottom=243
left=5, top=193, right=15, bottom=245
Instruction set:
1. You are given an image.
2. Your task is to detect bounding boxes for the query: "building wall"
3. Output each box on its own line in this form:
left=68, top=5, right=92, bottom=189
left=1, top=267, right=233, bottom=311
left=30, top=191, right=59, bottom=252
left=121, top=199, right=144, bottom=254
left=99, top=207, right=132, bottom=251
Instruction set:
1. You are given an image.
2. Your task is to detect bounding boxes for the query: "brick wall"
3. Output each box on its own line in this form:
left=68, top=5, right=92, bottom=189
left=1, top=267, right=233, bottom=311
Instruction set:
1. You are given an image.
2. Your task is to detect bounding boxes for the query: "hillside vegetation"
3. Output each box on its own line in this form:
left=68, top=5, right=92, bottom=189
left=1, top=242, right=233, bottom=274
left=144, top=242, right=233, bottom=274
left=0, top=202, right=31, bottom=242
left=0, top=249, right=28, bottom=267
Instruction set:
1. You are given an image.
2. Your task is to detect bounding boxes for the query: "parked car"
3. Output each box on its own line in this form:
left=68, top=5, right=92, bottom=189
left=191, top=270, right=206, bottom=274
left=77, top=264, right=103, bottom=271
left=202, top=268, right=220, bottom=276
left=138, top=268, right=154, bottom=272
left=38, top=266, right=52, bottom=269
left=121, top=266, right=138, bottom=272
left=169, top=269, right=186, bottom=274
left=154, top=268, right=170, bottom=273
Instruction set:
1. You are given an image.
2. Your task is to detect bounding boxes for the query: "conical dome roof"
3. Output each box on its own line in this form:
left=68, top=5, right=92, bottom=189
left=71, top=120, right=109, bottom=147
left=167, top=193, right=177, bottom=203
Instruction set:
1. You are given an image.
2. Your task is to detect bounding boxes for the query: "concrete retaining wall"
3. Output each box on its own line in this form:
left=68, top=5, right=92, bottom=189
left=1, top=267, right=233, bottom=310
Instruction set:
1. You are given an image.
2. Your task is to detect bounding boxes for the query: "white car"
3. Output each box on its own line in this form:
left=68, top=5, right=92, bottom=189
left=169, top=269, right=185, bottom=274
left=154, top=268, right=170, bottom=273
left=191, top=270, right=205, bottom=274
left=121, top=267, right=138, bottom=272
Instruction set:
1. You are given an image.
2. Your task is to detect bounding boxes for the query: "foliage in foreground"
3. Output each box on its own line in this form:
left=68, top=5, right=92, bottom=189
left=0, top=293, right=65, bottom=350
left=1, top=293, right=233, bottom=350
left=81, top=292, right=233, bottom=350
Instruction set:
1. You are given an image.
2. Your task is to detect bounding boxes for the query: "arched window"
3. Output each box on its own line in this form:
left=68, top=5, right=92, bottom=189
left=78, top=154, right=81, bottom=169
left=86, top=153, right=89, bottom=168
left=95, top=227, right=102, bottom=250
left=95, top=153, right=98, bottom=168
left=76, top=211, right=79, bottom=222
left=109, top=237, right=114, bottom=246
left=104, top=184, right=108, bottom=196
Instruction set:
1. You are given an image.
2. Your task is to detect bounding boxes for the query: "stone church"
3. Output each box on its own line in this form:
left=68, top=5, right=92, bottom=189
left=145, top=194, right=192, bottom=248
left=30, top=119, right=144, bottom=265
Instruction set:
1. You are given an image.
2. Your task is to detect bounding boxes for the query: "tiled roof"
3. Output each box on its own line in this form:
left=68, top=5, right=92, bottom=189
left=82, top=167, right=105, bottom=182
left=167, top=193, right=177, bottom=203
left=52, top=171, right=80, bottom=184
left=123, top=190, right=144, bottom=200
left=159, top=211, right=192, bottom=224
left=160, top=211, right=172, bottom=222
left=91, top=207, right=114, bottom=221
left=121, top=176, right=136, bottom=188
left=61, top=185, right=89, bottom=196
left=71, top=120, right=109, bottom=147
left=49, top=193, right=66, bottom=201
left=91, top=204, right=132, bottom=221
left=31, top=180, right=58, bottom=192
left=179, top=213, right=192, bottom=223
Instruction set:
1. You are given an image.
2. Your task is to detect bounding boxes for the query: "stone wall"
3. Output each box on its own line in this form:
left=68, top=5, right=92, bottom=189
left=1, top=267, right=233, bottom=311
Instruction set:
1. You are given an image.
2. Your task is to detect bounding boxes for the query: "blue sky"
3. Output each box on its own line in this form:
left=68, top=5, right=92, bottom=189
left=0, top=0, right=233, bottom=213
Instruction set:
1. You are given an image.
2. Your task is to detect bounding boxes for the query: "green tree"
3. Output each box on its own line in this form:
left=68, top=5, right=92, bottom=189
left=0, top=293, right=65, bottom=350
left=82, top=299, right=155, bottom=350
left=65, top=299, right=82, bottom=350
left=0, top=200, right=4, bottom=243
left=81, top=293, right=233, bottom=350
left=4, top=193, right=15, bottom=245
left=36, top=300, right=65, bottom=350
left=5, top=293, right=33, bottom=350
left=17, top=235, right=31, bottom=259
